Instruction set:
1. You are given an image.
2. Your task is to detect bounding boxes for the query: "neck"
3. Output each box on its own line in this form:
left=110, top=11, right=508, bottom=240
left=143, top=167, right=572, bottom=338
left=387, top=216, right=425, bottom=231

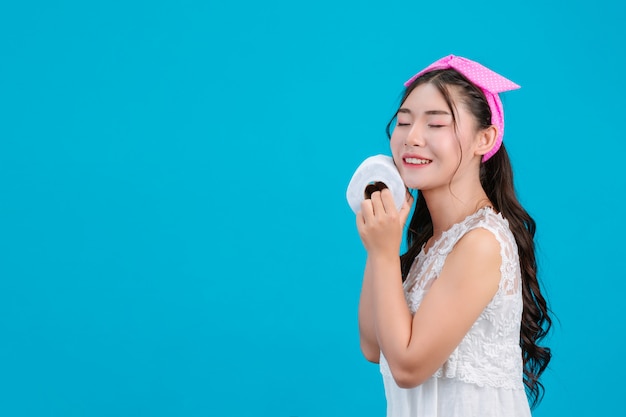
left=421, top=176, right=491, bottom=238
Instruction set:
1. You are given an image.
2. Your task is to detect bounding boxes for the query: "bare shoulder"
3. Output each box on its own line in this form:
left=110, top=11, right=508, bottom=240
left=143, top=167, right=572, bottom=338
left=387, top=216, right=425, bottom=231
left=441, top=227, right=502, bottom=291
left=455, top=227, right=501, bottom=259
left=398, top=226, right=504, bottom=386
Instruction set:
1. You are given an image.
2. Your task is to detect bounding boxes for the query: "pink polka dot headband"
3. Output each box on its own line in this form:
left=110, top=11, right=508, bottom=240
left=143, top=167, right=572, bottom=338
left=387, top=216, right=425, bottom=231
left=404, top=55, right=520, bottom=162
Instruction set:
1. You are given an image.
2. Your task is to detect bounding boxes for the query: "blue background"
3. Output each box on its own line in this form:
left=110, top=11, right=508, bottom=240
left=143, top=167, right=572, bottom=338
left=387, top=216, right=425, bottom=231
left=1, top=0, right=625, bottom=416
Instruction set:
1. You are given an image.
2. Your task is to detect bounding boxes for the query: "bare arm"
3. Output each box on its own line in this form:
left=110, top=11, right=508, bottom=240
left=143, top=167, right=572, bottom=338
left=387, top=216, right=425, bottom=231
left=356, top=189, right=413, bottom=365
left=357, top=189, right=501, bottom=388
left=369, top=228, right=501, bottom=387
left=358, top=258, right=380, bottom=363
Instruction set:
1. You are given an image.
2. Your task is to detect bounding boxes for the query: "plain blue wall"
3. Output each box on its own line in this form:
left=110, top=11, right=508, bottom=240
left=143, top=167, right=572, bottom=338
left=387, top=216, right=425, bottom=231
left=1, top=0, right=625, bottom=416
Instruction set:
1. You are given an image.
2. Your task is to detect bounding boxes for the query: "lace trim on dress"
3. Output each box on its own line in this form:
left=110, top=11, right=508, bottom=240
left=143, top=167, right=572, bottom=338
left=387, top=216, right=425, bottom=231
left=384, top=207, right=525, bottom=390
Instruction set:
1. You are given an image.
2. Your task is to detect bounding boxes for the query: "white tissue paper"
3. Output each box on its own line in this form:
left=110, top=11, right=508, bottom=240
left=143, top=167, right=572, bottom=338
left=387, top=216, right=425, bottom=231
left=346, top=154, right=406, bottom=214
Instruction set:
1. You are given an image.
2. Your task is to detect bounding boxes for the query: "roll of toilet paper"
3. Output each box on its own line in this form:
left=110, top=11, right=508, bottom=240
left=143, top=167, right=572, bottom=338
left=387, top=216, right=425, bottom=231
left=346, top=154, right=406, bottom=214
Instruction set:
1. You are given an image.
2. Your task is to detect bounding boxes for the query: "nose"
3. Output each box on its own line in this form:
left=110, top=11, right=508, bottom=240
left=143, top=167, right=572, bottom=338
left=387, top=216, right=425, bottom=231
left=404, top=124, right=425, bottom=147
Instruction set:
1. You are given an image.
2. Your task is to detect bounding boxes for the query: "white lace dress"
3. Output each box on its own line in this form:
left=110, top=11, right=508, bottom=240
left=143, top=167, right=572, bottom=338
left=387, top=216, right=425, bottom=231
left=380, top=207, right=531, bottom=417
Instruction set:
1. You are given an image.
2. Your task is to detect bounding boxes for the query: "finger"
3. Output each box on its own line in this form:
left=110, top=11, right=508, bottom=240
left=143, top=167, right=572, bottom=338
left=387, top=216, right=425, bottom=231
left=360, top=198, right=374, bottom=222
left=370, top=190, right=385, bottom=216
left=356, top=209, right=365, bottom=230
left=380, top=188, right=397, bottom=213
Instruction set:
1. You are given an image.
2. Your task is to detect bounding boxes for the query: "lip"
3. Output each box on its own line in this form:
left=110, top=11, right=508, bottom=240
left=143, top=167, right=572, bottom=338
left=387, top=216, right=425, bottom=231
left=402, top=153, right=430, bottom=160
left=401, top=153, right=432, bottom=167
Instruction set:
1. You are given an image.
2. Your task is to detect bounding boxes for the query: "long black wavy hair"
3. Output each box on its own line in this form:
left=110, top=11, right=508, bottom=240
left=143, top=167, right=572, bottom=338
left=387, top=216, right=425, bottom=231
left=386, top=69, right=552, bottom=408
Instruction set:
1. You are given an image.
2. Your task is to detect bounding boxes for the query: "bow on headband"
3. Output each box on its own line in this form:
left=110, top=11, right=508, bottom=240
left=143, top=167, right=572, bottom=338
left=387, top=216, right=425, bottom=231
left=404, top=55, right=520, bottom=162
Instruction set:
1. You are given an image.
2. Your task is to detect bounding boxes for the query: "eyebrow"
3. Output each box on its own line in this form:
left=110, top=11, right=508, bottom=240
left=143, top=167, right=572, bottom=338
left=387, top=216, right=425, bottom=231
left=425, top=110, right=451, bottom=115
left=397, top=108, right=451, bottom=115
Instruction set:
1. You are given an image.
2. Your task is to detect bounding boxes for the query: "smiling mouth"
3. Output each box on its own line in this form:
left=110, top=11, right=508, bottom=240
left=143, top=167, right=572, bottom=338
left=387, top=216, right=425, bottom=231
left=404, top=157, right=432, bottom=165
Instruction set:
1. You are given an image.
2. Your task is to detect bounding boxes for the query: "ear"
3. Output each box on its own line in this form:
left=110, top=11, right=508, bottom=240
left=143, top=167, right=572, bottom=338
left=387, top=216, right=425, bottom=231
left=474, top=125, right=498, bottom=157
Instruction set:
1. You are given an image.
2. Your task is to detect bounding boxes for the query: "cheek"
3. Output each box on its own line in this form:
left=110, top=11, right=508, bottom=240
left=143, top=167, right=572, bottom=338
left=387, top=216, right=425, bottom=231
left=389, top=129, right=406, bottom=149
left=389, top=135, right=404, bottom=162
left=431, top=134, right=461, bottom=156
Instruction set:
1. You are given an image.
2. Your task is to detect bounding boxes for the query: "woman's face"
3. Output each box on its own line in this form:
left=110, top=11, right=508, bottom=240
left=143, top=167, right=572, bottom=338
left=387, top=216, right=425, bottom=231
left=389, top=82, right=480, bottom=191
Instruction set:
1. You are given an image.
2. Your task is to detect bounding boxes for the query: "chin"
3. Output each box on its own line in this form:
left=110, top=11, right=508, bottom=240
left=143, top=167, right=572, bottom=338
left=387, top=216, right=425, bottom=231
left=402, top=180, right=421, bottom=190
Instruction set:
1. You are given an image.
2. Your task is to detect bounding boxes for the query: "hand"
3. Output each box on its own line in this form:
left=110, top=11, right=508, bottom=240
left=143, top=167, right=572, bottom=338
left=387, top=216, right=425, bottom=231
left=356, top=189, right=414, bottom=258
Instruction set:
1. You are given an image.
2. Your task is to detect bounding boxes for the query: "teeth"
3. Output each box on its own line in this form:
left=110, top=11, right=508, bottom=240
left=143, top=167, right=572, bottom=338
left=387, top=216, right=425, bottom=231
left=405, top=157, right=431, bottom=165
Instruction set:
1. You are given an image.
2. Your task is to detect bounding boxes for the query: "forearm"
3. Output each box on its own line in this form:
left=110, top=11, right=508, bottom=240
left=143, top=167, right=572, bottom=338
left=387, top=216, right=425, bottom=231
left=358, top=259, right=380, bottom=362
left=355, top=188, right=415, bottom=366
left=369, top=254, right=414, bottom=367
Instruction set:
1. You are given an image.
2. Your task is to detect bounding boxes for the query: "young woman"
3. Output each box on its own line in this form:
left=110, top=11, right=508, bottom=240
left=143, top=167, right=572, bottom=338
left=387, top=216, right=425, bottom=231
left=356, top=55, right=551, bottom=416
